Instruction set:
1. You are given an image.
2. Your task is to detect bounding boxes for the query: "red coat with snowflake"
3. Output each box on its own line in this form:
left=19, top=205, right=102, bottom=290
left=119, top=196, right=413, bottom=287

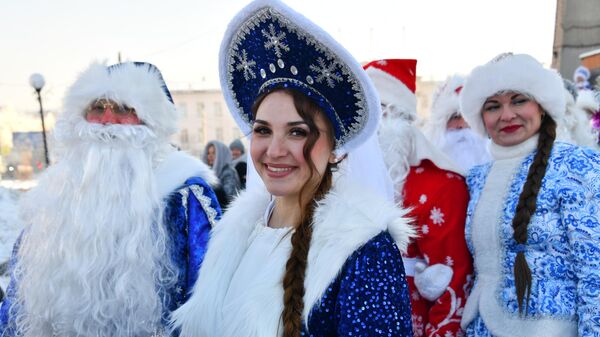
left=402, top=159, right=473, bottom=337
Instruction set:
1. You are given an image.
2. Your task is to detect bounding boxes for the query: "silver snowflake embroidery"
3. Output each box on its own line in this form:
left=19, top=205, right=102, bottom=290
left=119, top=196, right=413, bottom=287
left=444, top=331, right=455, bottom=337
left=376, top=60, right=388, bottom=66
left=421, top=224, right=429, bottom=234
left=446, top=172, right=456, bottom=179
left=430, top=207, right=445, bottom=225
left=309, top=57, right=343, bottom=88
left=175, top=286, right=183, bottom=294
left=262, top=23, right=290, bottom=58
left=419, top=194, right=427, bottom=204
left=416, top=167, right=425, bottom=174
left=446, top=256, right=454, bottom=266
left=411, top=290, right=421, bottom=301
left=234, top=49, right=257, bottom=81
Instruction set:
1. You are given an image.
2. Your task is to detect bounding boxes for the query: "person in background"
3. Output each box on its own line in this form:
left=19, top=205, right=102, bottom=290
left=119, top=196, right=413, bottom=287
left=365, top=59, right=473, bottom=337
left=171, top=1, right=415, bottom=336
left=0, top=62, right=221, bottom=337
left=573, top=65, right=592, bottom=91
left=229, top=139, right=247, bottom=189
left=557, top=80, right=599, bottom=149
left=460, top=52, right=600, bottom=337
left=422, top=75, right=492, bottom=172
left=203, top=140, right=240, bottom=209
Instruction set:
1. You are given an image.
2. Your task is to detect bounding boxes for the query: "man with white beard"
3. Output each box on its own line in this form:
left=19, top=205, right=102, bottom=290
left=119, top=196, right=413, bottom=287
left=423, top=75, right=492, bottom=173
left=365, top=59, right=473, bottom=337
left=0, top=62, right=222, bottom=337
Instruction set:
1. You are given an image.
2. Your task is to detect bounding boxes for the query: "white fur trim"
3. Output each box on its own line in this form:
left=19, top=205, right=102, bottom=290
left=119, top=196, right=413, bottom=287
left=424, top=75, right=465, bottom=146
left=413, top=263, right=453, bottom=302
left=218, top=0, right=381, bottom=157
left=172, top=178, right=415, bottom=337
left=366, top=66, right=417, bottom=119
left=62, top=62, right=179, bottom=139
left=576, top=89, right=600, bottom=113
left=155, top=150, right=218, bottom=200
left=460, top=54, right=566, bottom=137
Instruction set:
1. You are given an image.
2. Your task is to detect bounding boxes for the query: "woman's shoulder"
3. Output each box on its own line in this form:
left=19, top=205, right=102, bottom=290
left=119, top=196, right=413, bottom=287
left=550, top=141, right=600, bottom=174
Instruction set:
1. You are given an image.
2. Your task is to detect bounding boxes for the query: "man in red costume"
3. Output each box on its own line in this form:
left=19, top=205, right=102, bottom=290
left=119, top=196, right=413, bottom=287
left=365, top=59, right=473, bottom=337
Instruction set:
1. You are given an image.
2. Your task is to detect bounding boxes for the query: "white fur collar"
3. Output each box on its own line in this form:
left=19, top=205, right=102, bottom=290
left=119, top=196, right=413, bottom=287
left=489, top=134, right=538, bottom=160
left=171, top=179, right=414, bottom=337
left=155, top=149, right=218, bottom=199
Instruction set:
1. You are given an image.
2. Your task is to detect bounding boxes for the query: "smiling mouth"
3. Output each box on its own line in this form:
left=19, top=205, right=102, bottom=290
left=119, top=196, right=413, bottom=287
left=501, top=125, right=522, bottom=133
left=266, top=166, right=292, bottom=172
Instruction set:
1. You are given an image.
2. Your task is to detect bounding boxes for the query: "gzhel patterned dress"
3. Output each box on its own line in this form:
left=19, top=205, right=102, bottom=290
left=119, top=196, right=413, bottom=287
left=462, top=136, right=600, bottom=337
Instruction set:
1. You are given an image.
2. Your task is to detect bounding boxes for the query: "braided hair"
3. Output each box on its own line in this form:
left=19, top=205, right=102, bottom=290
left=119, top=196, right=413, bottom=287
left=252, top=88, right=336, bottom=336
left=511, top=113, right=557, bottom=314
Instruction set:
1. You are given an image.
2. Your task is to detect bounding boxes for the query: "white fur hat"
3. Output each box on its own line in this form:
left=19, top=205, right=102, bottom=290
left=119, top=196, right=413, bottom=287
left=424, top=75, right=465, bottom=143
left=460, top=53, right=566, bottom=137
left=62, top=62, right=178, bottom=138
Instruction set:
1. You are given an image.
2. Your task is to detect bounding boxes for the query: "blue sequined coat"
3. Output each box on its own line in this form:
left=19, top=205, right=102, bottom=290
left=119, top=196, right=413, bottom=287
left=172, top=178, right=416, bottom=337
left=0, top=151, right=222, bottom=336
left=462, top=142, right=600, bottom=337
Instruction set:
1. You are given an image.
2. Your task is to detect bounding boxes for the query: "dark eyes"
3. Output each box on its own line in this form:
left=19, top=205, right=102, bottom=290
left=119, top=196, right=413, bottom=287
left=483, top=96, right=530, bottom=112
left=252, top=126, right=308, bottom=137
left=290, top=128, right=307, bottom=137
left=252, top=126, right=271, bottom=135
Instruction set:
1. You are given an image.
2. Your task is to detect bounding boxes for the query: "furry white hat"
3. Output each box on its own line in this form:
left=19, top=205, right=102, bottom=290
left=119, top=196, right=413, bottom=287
left=424, top=75, right=465, bottom=144
left=460, top=53, right=566, bottom=137
left=62, top=62, right=178, bottom=138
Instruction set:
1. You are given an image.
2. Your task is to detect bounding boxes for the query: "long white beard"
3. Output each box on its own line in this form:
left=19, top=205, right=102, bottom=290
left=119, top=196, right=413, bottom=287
left=377, top=119, right=414, bottom=201
left=13, top=121, right=177, bottom=337
left=440, top=129, right=492, bottom=172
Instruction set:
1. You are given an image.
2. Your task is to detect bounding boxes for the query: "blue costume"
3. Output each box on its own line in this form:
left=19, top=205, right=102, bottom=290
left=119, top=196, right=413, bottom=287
left=461, top=139, right=600, bottom=337
left=0, top=151, right=222, bottom=336
left=172, top=179, right=414, bottom=337
left=172, top=1, right=414, bottom=335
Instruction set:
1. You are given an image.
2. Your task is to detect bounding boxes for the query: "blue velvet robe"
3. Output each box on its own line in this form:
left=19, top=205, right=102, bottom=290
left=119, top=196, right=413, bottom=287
left=0, top=177, right=221, bottom=336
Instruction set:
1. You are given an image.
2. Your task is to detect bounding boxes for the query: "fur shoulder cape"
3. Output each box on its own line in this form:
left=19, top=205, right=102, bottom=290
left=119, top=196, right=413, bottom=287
left=171, top=178, right=415, bottom=336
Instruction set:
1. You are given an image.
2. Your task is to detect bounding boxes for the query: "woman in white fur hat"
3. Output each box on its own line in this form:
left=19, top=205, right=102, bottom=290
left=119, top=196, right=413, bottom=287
left=459, top=53, right=600, bottom=337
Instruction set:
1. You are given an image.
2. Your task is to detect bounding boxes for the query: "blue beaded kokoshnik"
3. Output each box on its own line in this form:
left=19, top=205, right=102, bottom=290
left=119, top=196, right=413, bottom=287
left=225, top=6, right=369, bottom=148
left=302, top=231, right=413, bottom=336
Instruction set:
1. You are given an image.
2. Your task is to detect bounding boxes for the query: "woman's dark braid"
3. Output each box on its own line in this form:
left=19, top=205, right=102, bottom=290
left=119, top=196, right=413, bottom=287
left=281, top=168, right=332, bottom=337
left=511, top=115, right=556, bottom=314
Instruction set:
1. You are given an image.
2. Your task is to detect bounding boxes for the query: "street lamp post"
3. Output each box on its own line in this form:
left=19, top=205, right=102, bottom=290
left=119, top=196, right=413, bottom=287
left=29, top=73, right=50, bottom=167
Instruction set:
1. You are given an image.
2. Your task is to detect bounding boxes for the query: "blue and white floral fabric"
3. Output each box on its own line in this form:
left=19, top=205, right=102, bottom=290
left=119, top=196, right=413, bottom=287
left=463, top=141, right=600, bottom=337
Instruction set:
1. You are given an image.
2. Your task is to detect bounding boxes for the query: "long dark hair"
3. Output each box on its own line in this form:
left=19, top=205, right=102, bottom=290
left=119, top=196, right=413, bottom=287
left=511, top=113, right=556, bottom=314
left=251, top=88, right=337, bottom=336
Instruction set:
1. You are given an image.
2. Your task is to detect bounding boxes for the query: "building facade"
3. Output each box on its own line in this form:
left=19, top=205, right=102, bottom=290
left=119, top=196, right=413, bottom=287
left=552, top=0, right=600, bottom=81
left=170, top=90, right=246, bottom=158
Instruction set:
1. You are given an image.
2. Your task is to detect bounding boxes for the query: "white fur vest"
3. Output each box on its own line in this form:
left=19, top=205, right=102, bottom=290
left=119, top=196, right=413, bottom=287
left=171, top=178, right=415, bottom=337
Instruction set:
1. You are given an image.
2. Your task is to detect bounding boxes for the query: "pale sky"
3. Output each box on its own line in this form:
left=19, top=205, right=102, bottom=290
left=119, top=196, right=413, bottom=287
left=1, top=0, right=557, bottom=115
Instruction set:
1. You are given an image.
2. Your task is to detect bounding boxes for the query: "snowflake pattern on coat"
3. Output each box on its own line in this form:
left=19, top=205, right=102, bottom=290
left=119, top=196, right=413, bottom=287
left=403, top=160, right=473, bottom=337
left=464, top=142, right=600, bottom=337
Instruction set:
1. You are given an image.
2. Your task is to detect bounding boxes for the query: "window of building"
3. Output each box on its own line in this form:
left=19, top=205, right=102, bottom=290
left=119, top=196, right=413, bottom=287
left=180, top=129, right=189, bottom=144
left=178, top=103, right=188, bottom=117
left=216, top=127, right=224, bottom=141
left=196, top=102, right=205, bottom=118
left=213, top=102, right=222, bottom=117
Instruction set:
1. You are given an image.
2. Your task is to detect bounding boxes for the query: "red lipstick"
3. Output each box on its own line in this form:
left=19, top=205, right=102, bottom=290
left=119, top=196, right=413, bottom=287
left=500, top=125, right=521, bottom=133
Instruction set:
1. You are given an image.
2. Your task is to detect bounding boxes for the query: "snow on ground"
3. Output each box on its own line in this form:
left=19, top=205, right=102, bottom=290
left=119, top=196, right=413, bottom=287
left=0, top=182, right=28, bottom=293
